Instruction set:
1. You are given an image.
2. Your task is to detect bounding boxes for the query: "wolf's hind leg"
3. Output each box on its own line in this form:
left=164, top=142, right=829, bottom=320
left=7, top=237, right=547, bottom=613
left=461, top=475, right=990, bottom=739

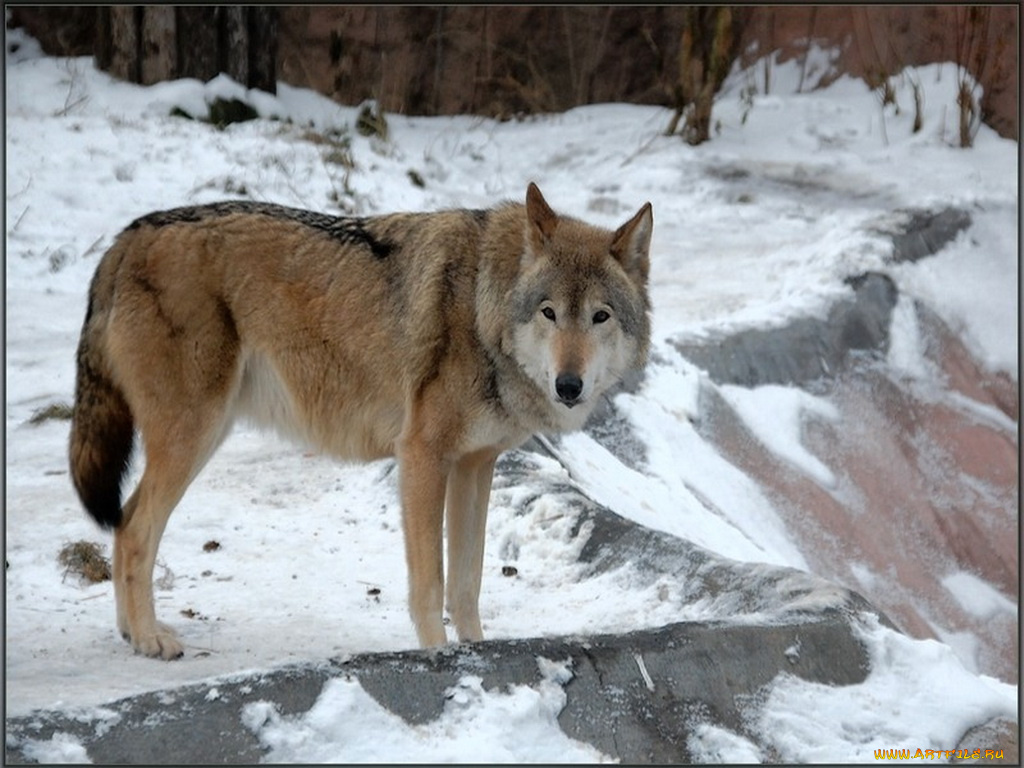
left=114, top=486, right=140, bottom=641
left=115, top=413, right=231, bottom=660
left=445, top=449, right=498, bottom=642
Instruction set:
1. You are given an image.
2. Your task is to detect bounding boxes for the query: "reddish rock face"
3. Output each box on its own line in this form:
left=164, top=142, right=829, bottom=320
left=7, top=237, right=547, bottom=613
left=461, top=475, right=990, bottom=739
left=700, top=308, right=1018, bottom=682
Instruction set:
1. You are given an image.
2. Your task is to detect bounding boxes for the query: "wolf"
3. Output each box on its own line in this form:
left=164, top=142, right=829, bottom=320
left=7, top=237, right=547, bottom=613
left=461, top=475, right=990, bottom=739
left=69, top=183, right=653, bottom=659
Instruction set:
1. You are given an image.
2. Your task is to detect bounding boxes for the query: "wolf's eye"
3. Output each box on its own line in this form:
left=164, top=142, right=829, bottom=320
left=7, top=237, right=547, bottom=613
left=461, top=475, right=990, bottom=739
left=592, top=310, right=611, bottom=324
left=541, top=307, right=557, bottom=322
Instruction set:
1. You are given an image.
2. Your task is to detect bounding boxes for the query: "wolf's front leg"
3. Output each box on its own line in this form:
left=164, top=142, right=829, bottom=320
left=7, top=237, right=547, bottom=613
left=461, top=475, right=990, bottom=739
left=445, top=449, right=498, bottom=642
left=397, top=432, right=449, bottom=647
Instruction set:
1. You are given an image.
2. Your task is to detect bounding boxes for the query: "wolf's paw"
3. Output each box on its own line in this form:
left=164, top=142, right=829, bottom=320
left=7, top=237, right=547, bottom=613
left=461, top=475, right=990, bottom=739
left=131, top=622, right=184, bottom=660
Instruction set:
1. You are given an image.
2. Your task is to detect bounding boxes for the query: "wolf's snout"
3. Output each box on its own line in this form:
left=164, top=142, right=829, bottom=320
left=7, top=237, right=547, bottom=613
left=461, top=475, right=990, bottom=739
left=555, top=373, right=584, bottom=407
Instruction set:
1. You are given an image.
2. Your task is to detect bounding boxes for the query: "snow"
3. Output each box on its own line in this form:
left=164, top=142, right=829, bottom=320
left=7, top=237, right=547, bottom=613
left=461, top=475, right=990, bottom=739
left=15, top=733, right=92, bottom=764
left=241, top=659, right=610, bottom=763
left=888, top=206, right=1019, bottom=375
left=5, top=24, right=1018, bottom=764
left=942, top=571, right=1018, bottom=621
left=687, top=722, right=764, bottom=763
left=887, top=292, right=937, bottom=380
left=717, top=384, right=840, bottom=489
left=755, top=615, right=1017, bottom=763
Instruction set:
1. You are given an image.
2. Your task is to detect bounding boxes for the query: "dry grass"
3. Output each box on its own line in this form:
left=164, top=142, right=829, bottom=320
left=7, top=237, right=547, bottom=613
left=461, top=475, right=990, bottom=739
left=28, top=402, right=73, bottom=425
left=58, top=540, right=111, bottom=584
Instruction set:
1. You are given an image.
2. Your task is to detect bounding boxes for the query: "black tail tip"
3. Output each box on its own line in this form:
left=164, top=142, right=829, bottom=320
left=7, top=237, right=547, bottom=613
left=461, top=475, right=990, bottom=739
left=75, top=482, right=124, bottom=530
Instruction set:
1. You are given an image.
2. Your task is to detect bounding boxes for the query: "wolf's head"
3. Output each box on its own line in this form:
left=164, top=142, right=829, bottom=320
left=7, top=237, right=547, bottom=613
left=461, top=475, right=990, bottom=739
left=502, top=183, right=652, bottom=427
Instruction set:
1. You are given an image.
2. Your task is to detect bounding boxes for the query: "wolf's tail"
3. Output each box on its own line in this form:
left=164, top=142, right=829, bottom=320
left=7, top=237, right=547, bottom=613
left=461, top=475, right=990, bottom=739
left=69, top=268, right=135, bottom=530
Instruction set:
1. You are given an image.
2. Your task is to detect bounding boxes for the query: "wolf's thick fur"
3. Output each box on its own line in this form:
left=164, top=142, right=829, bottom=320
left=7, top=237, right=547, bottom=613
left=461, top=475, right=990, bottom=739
left=69, top=184, right=652, bottom=659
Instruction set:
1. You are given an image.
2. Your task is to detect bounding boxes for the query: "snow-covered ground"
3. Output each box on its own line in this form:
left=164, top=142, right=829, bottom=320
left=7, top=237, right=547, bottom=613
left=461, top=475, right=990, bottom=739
left=5, top=24, right=1017, bottom=763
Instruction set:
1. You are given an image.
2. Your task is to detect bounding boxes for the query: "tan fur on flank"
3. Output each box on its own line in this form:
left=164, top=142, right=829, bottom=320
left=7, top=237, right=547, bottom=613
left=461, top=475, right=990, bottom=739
left=69, top=184, right=653, bottom=658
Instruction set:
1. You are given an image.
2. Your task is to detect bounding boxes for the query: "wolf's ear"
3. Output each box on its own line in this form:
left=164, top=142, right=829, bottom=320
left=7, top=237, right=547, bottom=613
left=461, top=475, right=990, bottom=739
left=526, top=182, right=558, bottom=244
left=611, top=202, right=653, bottom=284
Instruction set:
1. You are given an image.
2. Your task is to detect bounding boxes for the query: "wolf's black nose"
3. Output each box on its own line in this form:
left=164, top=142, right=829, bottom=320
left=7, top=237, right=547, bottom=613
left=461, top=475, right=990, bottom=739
left=555, top=373, right=583, bottom=405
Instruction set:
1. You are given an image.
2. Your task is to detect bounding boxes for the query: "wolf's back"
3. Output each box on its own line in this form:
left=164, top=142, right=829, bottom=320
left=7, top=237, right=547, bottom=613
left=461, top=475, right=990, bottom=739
left=68, top=246, right=135, bottom=529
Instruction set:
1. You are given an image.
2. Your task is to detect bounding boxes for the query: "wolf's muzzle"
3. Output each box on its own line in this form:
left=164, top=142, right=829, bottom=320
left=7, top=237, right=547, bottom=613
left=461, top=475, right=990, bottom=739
left=555, top=373, right=584, bottom=407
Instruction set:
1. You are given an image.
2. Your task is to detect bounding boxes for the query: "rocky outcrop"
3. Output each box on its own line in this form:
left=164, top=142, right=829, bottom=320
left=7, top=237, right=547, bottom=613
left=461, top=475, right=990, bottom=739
left=673, top=271, right=899, bottom=388
left=671, top=207, right=1018, bottom=683
left=672, top=207, right=973, bottom=388
left=2, top=617, right=871, bottom=764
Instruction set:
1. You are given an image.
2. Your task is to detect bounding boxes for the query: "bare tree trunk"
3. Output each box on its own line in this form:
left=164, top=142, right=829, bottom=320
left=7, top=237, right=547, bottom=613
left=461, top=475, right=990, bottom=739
left=102, top=6, right=142, bottom=84
left=141, top=6, right=176, bottom=85
left=94, top=6, right=278, bottom=94
left=432, top=8, right=445, bottom=113
left=222, top=6, right=250, bottom=86
left=670, top=6, right=746, bottom=145
left=246, top=7, right=279, bottom=94
left=176, top=7, right=220, bottom=83
left=94, top=7, right=112, bottom=72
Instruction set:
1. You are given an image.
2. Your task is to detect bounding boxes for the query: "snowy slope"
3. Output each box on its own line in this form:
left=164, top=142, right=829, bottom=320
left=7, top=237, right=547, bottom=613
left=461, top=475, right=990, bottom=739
left=5, top=25, right=1017, bottom=763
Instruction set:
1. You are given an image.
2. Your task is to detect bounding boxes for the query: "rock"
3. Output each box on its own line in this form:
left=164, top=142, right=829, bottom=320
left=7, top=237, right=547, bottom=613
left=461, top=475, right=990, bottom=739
left=661, top=205, right=1018, bottom=683
left=882, top=207, right=973, bottom=264
left=672, top=206, right=972, bottom=388
left=673, top=271, right=898, bottom=387
left=953, top=718, right=1019, bottom=764
left=4, top=614, right=877, bottom=765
